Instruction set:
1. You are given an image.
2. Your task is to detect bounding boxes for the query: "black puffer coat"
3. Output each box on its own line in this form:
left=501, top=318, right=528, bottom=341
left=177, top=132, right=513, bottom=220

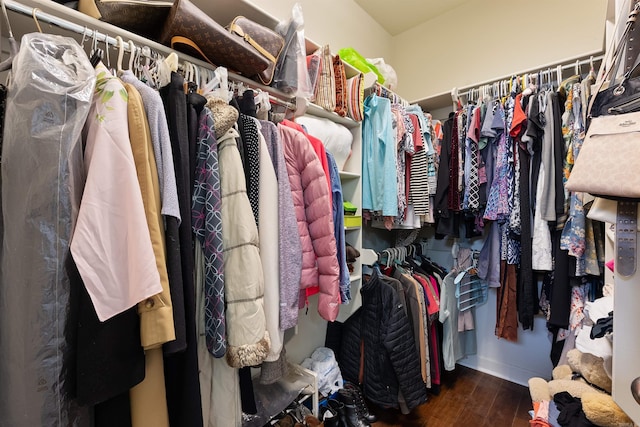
left=339, top=271, right=427, bottom=411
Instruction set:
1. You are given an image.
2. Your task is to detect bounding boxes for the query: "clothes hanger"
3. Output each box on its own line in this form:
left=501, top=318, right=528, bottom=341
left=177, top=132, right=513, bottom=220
left=88, top=30, right=103, bottom=68
left=80, top=26, right=89, bottom=48
left=157, top=51, right=178, bottom=88
left=115, top=36, right=125, bottom=73
left=575, top=59, right=582, bottom=77
left=80, top=26, right=90, bottom=57
left=182, top=61, right=191, bottom=83
left=199, top=65, right=209, bottom=93
left=451, top=87, right=462, bottom=110
left=383, top=249, right=393, bottom=268
left=135, top=44, right=148, bottom=81
left=588, top=55, right=597, bottom=81
left=454, top=272, right=488, bottom=311
left=133, top=49, right=141, bottom=79
left=31, top=8, right=42, bottom=33
left=407, top=244, right=414, bottom=258
left=143, top=47, right=161, bottom=87
left=389, top=247, right=397, bottom=266
left=193, top=64, right=200, bottom=90
left=0, top=0, right=18, bottom=72
left=127, top=40, right=136, bottom=71
left=103, top=33, right=111, bottom=70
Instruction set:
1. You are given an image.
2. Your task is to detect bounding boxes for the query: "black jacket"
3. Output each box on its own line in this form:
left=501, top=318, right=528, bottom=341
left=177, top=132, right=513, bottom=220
left=340, top=272, right=427, bottom=411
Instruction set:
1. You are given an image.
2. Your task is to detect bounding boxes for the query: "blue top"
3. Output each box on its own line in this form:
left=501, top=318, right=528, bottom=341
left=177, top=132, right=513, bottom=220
left=362, top=94, right=398, bottom=216
left=326, top=151, right=351, bottom=303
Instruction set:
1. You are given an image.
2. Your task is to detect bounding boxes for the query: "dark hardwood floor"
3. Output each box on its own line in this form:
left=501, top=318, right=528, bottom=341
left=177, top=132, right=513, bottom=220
left=369, top=365, right=532, bottom=427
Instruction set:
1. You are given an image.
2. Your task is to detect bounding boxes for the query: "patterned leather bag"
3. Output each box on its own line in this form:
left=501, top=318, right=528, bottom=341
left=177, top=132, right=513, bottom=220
left=78, top=0, right=173, bottom=40
left=566, top=111, right=640, bottom=199
left=159, top=0, right=270, bottom=78
left=228, top=17, right=285, bottom=85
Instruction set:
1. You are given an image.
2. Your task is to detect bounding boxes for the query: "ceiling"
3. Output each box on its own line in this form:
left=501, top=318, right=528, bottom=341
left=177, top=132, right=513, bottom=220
left=354, top=0, right=471, bottom=36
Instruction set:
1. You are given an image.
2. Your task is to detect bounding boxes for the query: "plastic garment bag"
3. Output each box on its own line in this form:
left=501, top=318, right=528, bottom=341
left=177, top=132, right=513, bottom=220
left=0, top=33, right=95, bottom=427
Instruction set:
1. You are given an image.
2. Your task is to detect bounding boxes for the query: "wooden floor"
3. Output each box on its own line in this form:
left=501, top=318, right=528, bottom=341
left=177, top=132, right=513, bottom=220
left=369, top=365, right=532, bottom=427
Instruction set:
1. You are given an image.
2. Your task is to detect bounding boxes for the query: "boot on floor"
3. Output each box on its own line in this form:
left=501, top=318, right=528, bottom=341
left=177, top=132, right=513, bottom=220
left=338, top=389, right=370, bottom=427
left=320, top=399, right=341, bottom=427
left=344, top=382, right=377, bottom=423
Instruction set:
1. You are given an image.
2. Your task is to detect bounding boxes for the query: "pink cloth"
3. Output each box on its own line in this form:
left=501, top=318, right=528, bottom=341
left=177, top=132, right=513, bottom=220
left=278, top=124, right=340, bottom=322
left=283, top=119, right=332, bottom=197
left=71, top=64, right=161, bottom=321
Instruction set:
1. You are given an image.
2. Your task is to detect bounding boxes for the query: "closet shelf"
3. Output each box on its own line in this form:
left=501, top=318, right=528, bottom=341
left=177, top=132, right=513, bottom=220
left=11, top=0, right=296, bottom=105
left=344, top=225, right=361, bottom=231
left=349, top=274, right=362, bottom=283
left=370, top=220, right=419, bottom=230
left=303, top=102, right=360, bottom=129
left=411, top=91, right=453, bottom=113
left=339, top=170, right=361, bottom=180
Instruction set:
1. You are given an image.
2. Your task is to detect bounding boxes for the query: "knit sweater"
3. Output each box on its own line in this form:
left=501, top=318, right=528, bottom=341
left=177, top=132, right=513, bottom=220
left=260, top=120, right=303, bottom=330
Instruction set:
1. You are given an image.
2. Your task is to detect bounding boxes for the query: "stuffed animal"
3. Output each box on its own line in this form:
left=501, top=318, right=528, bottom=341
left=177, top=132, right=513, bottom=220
left=528, top=349, right=633, bottom=427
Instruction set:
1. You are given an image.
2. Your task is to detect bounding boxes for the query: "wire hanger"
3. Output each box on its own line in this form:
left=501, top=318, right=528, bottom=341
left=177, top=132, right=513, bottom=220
left=31, top=7, right=42, bottom=33
left=0, top=0, right=19, bottom=72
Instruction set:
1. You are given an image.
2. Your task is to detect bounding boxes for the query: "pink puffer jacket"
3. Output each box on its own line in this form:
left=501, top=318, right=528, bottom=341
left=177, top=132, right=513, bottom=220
left=278, top=124, right=340, bottom=322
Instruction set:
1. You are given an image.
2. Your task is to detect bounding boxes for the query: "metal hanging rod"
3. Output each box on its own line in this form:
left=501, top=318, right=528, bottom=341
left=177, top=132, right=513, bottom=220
left=453, top=53, right=605, bottom=102
left=364, top=81, right=409, bottom=106
left=5, top=0, right=121, bottom=50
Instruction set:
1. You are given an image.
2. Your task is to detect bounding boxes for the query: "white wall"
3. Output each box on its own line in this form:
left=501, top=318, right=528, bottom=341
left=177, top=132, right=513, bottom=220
left=419, top=232, right=553, bottom=386
left=391, top=0, right=608, bottom=102
left=245, top=0, right=393, bottom=60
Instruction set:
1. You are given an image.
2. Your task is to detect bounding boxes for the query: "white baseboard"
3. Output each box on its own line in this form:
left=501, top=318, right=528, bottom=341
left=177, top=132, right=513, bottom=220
left=458, top=354, right=550, bottom=387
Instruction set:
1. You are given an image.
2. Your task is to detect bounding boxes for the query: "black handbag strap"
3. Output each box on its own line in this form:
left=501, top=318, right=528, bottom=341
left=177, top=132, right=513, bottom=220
left=589, top=1, right=640, bottom=116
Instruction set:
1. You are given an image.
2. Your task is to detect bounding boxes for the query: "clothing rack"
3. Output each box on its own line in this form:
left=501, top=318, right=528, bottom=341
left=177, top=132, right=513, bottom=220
left=2, top=0, right=297, bottom=110
left=364, top=81, right=409, bottom=106
left=451, top=53, right=605, bottom=105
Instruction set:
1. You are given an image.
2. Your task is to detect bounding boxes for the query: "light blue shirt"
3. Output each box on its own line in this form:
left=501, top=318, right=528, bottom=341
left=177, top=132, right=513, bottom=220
left=362, top=94, right=398, bottom=216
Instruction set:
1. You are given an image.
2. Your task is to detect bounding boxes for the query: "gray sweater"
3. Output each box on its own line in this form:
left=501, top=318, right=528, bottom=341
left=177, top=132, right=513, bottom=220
left=260, top=120, right=303, bottom=330
left=120, top=71, right=181, bottom=222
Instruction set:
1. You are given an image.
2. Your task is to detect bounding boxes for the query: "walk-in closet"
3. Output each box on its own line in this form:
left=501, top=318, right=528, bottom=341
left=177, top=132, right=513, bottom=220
left=0, top=0, right=636, bottom=426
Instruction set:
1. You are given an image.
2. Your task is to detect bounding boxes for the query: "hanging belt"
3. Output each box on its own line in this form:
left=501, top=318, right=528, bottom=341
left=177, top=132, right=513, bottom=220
left=616, top=201, right=637, bottom=277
